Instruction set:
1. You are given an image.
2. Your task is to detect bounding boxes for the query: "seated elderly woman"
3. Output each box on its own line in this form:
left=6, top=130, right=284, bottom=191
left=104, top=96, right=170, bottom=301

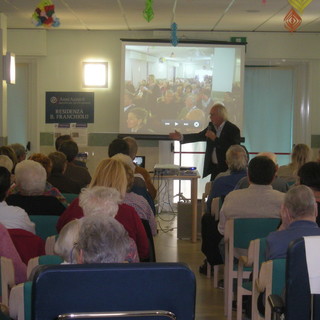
left=0, top=167, right=35, bottom=233
left=5, top=160, right=66, bottom=215
left=0, top=146, right=17, bottom=173
left=8, top=153, right=67, bottom=207
left=54, top=219, right=82, bottom=264
left=56, top=158, right=149, bottom=261
left=75, top=215, right=134, bottom=264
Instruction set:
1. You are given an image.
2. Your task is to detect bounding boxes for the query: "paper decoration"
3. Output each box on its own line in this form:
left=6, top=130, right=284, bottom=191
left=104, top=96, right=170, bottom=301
left=171, top=22, right=178, bottom=47
left=284, top=8, right=302, bottom=32
left=32, top=0, right=60, bottom=27
left=288, top=0, right=313, bottom=13
left=143, top=0, right=154, bottom=22
left=262, top=0, right=266, bottom=3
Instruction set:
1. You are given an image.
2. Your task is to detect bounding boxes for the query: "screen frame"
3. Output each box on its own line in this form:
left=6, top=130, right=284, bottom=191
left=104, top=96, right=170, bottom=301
left=120, top=39, right=246, bottom=140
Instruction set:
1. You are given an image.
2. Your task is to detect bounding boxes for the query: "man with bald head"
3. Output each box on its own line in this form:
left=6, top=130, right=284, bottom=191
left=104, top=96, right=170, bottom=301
left=235, top=152, right=289, bottom=192
left=169, top=103, right=241, bottom=180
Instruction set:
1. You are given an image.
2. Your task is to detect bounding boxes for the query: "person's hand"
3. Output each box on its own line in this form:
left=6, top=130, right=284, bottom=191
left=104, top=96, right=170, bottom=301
left=169, top=130, right=182, bottom=141
left=205, top=128, right=216, bottom=141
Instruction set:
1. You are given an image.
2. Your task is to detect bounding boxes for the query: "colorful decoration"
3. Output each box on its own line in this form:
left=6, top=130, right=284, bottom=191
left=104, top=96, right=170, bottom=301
left=32, top=0, right=60, bottom=27
left=171, top=22, right=178, bottom=47
left=143, top=0, right=154, bottom=22
left=288, top=0, right=313, bottom=13
left=284, top=8, right=302, bottom=32
left=262, top=0, right=266, bottom=3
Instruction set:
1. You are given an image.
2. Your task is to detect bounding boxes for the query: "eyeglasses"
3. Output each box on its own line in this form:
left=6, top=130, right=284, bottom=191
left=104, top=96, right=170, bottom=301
left=69, top=242, right=78, bottom=264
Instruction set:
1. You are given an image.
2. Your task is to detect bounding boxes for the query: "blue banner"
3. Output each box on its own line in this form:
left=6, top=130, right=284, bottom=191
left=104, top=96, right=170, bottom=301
left=46, top=92, right=94, bottom=123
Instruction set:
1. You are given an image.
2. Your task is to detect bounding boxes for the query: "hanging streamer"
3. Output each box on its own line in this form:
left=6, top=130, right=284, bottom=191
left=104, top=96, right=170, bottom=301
left=32, top=0, right=60, bottom=27
left=288, top=0, right=313, bottom=13
left=143, top=0, right=154, bottom=22
left=284, top=8, right=302, bottom=32
left=262, top=0, right=266, bottom=3
left=171, top=22, right=178, bottom=47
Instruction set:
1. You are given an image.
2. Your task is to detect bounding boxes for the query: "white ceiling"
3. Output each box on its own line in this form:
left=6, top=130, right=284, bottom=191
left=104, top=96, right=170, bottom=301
left=1, top=0, right=320, bottom=33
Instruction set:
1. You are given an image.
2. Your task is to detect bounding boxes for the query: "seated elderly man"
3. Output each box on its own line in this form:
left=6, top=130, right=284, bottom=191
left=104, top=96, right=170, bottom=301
left=218, top=156, right=284, bottom=235
left=0, top=167, right=35, bottom=233
left=5, top=160, right=65, bottom=215
left=59, top=140, right=91, bottom=189
left=48, top=151, right=81, bottom=194
left=266, top=185, right=320, bottom=260
left=199, top=145, right=248, bottom=274
left=235, top=152, right=289, bottom=193
left=75, top=215, right=136, bottom=263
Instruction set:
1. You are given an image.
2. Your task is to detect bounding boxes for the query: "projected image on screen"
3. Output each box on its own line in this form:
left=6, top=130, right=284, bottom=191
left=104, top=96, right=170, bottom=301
left=120, top=42, right=245, bottom=136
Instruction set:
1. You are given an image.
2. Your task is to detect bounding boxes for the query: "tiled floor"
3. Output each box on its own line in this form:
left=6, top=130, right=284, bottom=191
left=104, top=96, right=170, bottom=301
left=154, top=213, right=226, bottom=320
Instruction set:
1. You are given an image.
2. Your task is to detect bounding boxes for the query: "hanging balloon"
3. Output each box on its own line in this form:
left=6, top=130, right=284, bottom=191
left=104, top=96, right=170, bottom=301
left=32, top=0, right=60, bottom=27
left=284, top=8, right=302, bottom=32
left=143, top=0, right=154, bottom=22
left=288, top=0, right=313, bottom=13
left=171, top=22, right=178, bottom=47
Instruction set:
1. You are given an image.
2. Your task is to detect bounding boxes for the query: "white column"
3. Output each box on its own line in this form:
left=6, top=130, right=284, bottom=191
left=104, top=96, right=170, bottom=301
left=0, top=14, right=7, bottom=145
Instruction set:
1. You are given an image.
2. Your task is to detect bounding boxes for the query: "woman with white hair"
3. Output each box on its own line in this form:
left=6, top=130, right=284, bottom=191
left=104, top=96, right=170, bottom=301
left=54, top=219, right=82, bottom=263
left=75, top=215, right=135, bottom=263
left=5, top=160, right=65, bottom=215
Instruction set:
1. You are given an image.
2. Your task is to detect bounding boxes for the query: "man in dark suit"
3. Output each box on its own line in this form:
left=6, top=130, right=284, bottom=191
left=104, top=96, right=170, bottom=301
left=169, top=103, right=241, bottom=180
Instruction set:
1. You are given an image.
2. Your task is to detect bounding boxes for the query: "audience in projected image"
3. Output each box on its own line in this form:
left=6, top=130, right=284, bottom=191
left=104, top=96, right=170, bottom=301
left=122, top=75, right=241, bottom=134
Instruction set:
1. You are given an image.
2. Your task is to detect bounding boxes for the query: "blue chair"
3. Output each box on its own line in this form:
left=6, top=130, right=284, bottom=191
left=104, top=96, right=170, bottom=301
left=224, top=218, right=280, bottom=320
left=27, top=255, right=63, bottom=279
left=29, top=215, right=59, bottom=240
left=32, top=263, right=196, bottom=320
left=269, top=237, right=320, bottom=320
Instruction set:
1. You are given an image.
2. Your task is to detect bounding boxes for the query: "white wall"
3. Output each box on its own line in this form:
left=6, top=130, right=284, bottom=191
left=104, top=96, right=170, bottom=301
left=8, top=29, right=320, bottom=137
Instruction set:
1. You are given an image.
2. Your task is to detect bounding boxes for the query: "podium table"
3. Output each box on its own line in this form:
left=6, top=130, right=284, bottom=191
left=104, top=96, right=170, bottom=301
left=153, top=173, right=200, bottom=243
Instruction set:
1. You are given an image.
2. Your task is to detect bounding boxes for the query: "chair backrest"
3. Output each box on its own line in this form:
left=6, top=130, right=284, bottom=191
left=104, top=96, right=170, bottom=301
left=256, top=258, right=286, bottom=319
left=285, top=237, right=320, bottom=320
left=9, top=281, right=32, bottom=320
left=61, top=193, right=78, bottom=205
left=29, top=215, right=59, bottom=240
left=45, top=235, right=58, bottom=255
left=8, top=229, right=45, bottom=265
left=32, top=263, right=196, bottom=320
left=27, top=255, right=63, bottom=279
left=1, top=257, right=16, bottom=306
left=232, top=218, right=280, bottom=249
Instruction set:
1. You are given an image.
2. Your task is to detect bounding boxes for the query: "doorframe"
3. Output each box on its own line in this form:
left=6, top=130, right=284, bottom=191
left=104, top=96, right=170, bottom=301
left=15, top=57, right=39, bottom=153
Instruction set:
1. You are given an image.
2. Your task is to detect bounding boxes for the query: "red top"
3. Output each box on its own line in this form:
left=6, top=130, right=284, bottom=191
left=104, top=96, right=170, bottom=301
left=8, top=229, right=45, bottom=265
left=56, top=198, right=149, bottom=260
